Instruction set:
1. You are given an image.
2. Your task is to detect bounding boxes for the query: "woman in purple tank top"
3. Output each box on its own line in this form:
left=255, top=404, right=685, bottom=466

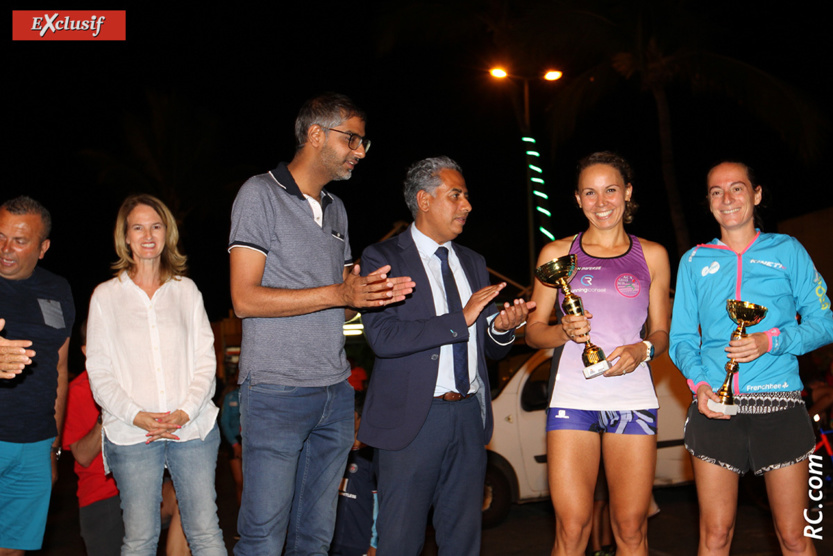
left=527, top=152, right=671, bottom=556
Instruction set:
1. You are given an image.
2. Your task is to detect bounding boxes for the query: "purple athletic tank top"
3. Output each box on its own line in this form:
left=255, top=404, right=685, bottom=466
left=550, top=233, right=658, bottom=410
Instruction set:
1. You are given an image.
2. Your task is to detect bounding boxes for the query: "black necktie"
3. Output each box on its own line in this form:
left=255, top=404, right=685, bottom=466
left=435, top=247, right=470, bottom=395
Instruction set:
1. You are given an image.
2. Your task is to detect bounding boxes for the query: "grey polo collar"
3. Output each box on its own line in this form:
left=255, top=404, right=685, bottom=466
left=270, top=162, right=333, bottom=210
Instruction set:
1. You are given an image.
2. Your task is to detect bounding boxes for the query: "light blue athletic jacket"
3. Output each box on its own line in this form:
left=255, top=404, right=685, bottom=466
left=670, top=231, right=833, bottom=395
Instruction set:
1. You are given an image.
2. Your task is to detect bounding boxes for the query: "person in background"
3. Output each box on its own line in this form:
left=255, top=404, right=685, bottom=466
left=330, top=390, right=375, bottom=556
left=347, top=357, right=368, bottom=392
left=801, top=356, right=833, bottom=426
left=219, top=367, right=243, bottom=507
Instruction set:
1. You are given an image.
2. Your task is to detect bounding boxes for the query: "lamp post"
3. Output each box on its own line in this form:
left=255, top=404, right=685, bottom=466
left=489, top=67, right=562, bottom=285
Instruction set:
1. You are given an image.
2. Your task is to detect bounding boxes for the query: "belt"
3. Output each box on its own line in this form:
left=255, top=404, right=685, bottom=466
left=434, top=392, right=473, bottom=402
left=735, top=390, right=804, bottom=414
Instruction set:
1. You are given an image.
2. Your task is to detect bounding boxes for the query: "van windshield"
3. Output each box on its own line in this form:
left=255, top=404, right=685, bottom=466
left=488, top=345, right=537, bottom=398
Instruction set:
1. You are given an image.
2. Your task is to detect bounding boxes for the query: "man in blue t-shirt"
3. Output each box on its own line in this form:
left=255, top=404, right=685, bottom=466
left=0, top=196, right=74, bottom=555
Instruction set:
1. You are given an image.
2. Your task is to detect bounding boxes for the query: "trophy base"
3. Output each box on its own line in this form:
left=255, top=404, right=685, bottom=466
left=583, top=360, right=611, bottom=379
left=707, top=398, right=738, bottom=415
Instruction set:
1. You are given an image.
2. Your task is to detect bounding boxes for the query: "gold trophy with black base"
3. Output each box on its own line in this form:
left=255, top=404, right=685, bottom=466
left=707, top=299, right=768, bottom=415
left=536, top=254, right=611, bottom=379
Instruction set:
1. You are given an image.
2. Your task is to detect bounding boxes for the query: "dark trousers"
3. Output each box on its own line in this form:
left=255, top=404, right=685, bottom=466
left=79, top=494, right=124, bottom=556
left=375, top=395, right=486, bottom=556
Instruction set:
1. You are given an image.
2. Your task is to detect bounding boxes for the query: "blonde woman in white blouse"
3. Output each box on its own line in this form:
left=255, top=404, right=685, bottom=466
left=86, top=194, right=224, bottom=555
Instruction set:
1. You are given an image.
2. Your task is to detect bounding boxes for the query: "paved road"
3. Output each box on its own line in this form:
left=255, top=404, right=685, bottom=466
left=477, top=483, right=832, bottom=556
left=30, top=449, right=833, bottom=555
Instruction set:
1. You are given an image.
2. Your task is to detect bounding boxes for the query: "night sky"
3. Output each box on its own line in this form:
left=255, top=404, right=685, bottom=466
left=8, top=1, right=832, bottom=335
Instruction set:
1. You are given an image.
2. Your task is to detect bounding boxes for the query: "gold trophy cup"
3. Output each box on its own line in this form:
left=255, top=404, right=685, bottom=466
left=707, top=299, right=768, bottom=415
left=536, top=254, right=611, bottom=379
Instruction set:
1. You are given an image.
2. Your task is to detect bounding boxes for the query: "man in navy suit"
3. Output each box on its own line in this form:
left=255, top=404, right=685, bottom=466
left=358, top=156, right=535, bottom=555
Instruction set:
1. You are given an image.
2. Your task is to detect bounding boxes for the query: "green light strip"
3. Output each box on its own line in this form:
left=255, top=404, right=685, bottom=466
left=525, top=151, right=540, bottom=157
left=531, top=177, right=545, bottom=185
left=533, top=190, right=548, bottom=199
left=539, top=227, right=555, bottom=241
left=536, top=206, right=552, bottom=217
left=528, top=164, right=543, bottom=173
left=521, top=137, right=536, bottom=143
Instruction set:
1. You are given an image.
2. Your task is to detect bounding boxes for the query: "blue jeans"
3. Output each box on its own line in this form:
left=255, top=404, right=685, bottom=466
left=234, top=378, right=354, bottom=556
left=104, top=424, right=225, bottom=556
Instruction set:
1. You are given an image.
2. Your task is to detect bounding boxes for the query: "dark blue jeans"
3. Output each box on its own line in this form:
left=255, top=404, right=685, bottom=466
left=234, top=378, right=354, bottom=556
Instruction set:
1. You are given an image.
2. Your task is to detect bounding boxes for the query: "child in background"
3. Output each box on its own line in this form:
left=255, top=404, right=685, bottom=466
left=330, top=390, right=376, bottom=556
left=219, top=365, right=243, bottom=507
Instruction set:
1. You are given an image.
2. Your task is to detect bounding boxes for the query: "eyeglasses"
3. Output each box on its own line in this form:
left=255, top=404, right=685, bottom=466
left=327, top=128, right=371, bottom=153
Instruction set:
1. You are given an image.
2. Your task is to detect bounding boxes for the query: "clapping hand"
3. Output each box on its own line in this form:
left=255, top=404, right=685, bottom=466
left=342, top=265, right=416, bottom=308
left=493, top=298, right=536, bottom=332
left=0, top=318, right=36, bottom=379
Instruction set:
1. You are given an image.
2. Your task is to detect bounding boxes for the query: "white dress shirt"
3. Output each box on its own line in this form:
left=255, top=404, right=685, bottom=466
left=410, top=224, right=481, bottom=396
left=86, top=272, right=219, bottom=446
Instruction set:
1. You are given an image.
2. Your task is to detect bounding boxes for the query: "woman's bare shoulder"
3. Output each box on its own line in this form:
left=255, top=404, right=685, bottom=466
left=537, top=235, right=576, bottom=264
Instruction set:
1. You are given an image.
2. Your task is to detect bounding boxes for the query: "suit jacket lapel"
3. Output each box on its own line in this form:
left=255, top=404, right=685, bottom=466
left=395, top=230, right=428, bottom=286
left=396, top=230, right=436, bottom=317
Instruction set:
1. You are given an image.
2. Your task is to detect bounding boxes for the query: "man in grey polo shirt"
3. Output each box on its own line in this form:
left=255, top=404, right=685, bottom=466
left=228, top=93, right=414, bottom=556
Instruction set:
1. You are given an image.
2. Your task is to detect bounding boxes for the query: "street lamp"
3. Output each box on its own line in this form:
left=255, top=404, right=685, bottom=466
left=489, top=67, right=562, bottom=284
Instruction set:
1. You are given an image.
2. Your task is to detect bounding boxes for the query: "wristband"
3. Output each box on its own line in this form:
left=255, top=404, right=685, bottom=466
left=763, top=328, right=780, bottom=352
left=642, top=340, right=654, bottom=362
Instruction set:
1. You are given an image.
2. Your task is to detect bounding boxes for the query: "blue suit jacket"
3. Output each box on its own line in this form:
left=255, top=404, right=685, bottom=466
left=357, top=229, right=513, bottom=451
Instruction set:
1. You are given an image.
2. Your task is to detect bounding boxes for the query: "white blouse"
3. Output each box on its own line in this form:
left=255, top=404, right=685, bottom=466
left=86, top=272, right=219, bottom=446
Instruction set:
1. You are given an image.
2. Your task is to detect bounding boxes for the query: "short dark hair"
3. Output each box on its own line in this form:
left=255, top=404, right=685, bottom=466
left=294, top=93, right=367, bottom=149
left=403, top=156, right=463, bottom=218
left=1, top=196, right=52, bottom=240
left=706, top=160, right=757, bottom=188
left=576, top=151, right=639, bottom=224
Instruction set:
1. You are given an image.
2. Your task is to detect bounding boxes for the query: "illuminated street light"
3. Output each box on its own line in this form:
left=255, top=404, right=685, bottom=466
left=488, top=67, right=563, bottom=128
left=489, top=66, right=563, bottom=283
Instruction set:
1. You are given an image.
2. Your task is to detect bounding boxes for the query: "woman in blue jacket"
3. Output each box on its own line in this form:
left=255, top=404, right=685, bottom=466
left=670, top=161, right=833, bottom=555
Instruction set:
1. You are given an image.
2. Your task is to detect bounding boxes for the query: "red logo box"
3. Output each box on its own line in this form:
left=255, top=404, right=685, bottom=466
left=12, top=10, right=126, bottom=41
